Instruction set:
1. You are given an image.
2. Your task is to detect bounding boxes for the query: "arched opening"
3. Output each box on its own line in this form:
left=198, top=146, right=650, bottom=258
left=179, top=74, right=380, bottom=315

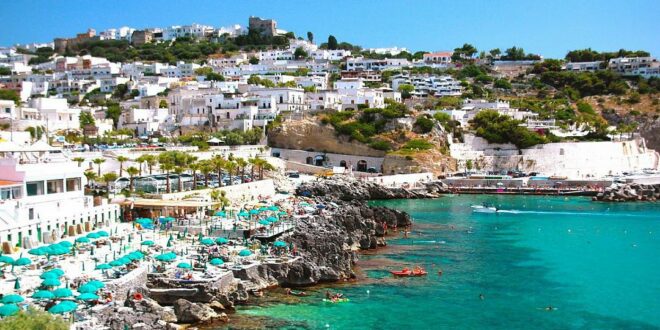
left=305, top=157, right=313, bottom=165
left=314, top=155, right=324, bottom=167
left=339, top=160, right=347, bottom=168
left=357, top=160, right=368, bottom=172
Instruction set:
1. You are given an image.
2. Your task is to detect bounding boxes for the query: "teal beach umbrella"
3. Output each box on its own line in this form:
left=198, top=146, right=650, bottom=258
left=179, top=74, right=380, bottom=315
left=1, top=294, right=24, bottom=304
left=0, top=304, right=19, bottom=317
left=48, top=301, right=78, bottom=314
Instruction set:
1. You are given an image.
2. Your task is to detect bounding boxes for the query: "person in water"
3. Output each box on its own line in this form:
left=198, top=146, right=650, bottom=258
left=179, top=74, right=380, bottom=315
left=479, top=294, right=485, bottom=300
left=545, top=305, right=556, bottom=311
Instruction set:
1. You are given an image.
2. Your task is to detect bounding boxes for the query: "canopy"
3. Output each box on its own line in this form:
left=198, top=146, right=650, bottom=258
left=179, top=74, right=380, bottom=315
left=206, top=137, right=223, bottom=144
left=48, top=269, right=65, bottom=276
left=32, top=290, right=55, bottom=300
left=86, top=280, right=105, bottom=289
left=52, top=288, right=73, bottom=298
left=57, top=241, right=73, bottom=248
left=12, top=257, right=31, bottom=266
left=0, top=304, right=19, bottom=317
left=86, top=232, right=101, bottom=239
left=238, top=249, right=253, bottom=257
left=76, top=293, right=99, bottom=301
left=238, top=211, right=250, bottom=217
left=177, top=262, right=192, bottom=269
left=258, top=219, right=270, bottom=226
left=214, top=211, right=226, bottom=217
left=1, top=295, right=24, bottom=304
left=0, top=255, right=14, bottom=264
left=249, top=210, right=259, bottom=215
left=273, top=241, right=287, bottom=248
left=215, top=237, right=228, bottom=245
left=75, top=237, right=90, bottom=244
left=199, top=238, right=215, bottom=246
left=266, top=217, right=278, bottom=223
left=96, top=231, right=110, bottom=237
left=155, top=253, right=176, bottom=262
left=141, top=240, right=155, bottom=246
left=40, top=272, right=60, bottom=280
left=209, top=258, right=224, bottom=266
left=77, top=284, right=99, bottom=293
left=29, top=247, right=50, bottom=256
left=48, top=301, right=78, bottom=314
left=41, top=278, right=61, bottom=287
left=95, top=263, right=112, bottom=270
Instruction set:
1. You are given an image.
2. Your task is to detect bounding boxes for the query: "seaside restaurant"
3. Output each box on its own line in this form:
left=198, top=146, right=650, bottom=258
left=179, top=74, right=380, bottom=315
left=118, top=198, right=218, bottom=223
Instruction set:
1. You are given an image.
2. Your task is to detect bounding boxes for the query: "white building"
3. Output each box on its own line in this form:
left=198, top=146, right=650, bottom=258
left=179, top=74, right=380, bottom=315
left=119, top=108, right=170, bottom=136
left=306, top=90, right=341, bottom=111
left=249, top=87, right=307, bottom=112
left=391, top=74, right=463, bottom=97
left=608, top=57, right=657, bottom=75
left=346, top=57, right=410, bottom=72
left=334, top=78, right=385, bottom=110
left=163, top=23, right=214, bottom=40
left=565, top=61, right=603, bottom=72
left=0, top=149, right=119, bottom=248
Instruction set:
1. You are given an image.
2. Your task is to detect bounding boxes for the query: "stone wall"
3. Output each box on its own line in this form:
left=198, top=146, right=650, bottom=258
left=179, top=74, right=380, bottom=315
left=450, top=134, right=660, bottom=178
left=107, top=264, right=150, bottom=304
left=157, top=179, right=276, bottom=202
left=273, top=148, right=384, bottom=172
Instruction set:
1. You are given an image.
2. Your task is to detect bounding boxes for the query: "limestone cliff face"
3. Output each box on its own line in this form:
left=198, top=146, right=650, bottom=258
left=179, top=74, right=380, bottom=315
left=382, top=151, right=456, bottom=177
left=267, top=119, right=386, bottom=157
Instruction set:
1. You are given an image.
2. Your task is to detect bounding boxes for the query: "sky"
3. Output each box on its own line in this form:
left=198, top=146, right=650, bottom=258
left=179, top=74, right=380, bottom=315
left=1, top=0, right=659, bottom=59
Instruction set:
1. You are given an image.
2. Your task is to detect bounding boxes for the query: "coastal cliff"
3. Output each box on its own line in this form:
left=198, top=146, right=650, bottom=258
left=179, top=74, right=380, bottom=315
left=296, top=177, right=437, bottom=200
left=593, top=183, right=660, bottom=202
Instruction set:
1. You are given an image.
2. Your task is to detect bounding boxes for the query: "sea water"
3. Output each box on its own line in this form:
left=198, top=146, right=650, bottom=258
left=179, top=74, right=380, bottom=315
left=220, top=196, right=660, bottom=329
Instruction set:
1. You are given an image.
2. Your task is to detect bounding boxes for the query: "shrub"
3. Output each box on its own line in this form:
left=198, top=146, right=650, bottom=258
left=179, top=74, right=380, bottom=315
left=414, top=116, right=434, bottom=133
left=402, top=139, right=434, bottom=150
left=0, top=308, right=68, bottom=330
left=369, top=140, right=392, bottom=151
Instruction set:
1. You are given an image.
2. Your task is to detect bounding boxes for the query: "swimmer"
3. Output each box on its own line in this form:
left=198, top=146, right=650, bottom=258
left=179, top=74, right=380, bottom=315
left=479, top=294, right=484, bottom=300
left=544, top=305, right=556, bottom=311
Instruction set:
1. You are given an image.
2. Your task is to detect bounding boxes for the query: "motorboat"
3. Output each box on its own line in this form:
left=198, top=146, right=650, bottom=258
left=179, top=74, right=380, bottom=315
left=471, top=204, right=498, bottom=213
left=390, top=267, right=428, bottom=277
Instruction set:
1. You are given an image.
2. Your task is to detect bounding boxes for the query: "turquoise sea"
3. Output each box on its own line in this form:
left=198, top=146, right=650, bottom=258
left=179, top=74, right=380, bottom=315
left=221, top=196, right=660, bottom=329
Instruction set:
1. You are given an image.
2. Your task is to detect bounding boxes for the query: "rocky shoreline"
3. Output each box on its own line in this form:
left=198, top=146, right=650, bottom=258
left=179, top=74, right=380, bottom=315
left=592, top=183, right=660, bottom=202
left=94, top=178, right=415, bottom=329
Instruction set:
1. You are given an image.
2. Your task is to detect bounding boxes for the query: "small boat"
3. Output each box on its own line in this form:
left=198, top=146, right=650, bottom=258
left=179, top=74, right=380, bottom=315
left=390, top=268, right=413, bottom=277
left=290, top=290, right=307, bottom=296
left=471, top=204, right=498, bottom=213
left=323, top=298, right=350, bottom=303
left=411, top=268, right=428, bottom=276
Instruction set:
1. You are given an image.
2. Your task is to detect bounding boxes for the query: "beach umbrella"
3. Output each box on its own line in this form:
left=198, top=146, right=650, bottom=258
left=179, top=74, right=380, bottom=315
left=13, top=278, right=20, bottom=290
left=77, top=284, right=99, bottom=293
left=48, top=268, right=65, bottom=276
left=29, top=247, right=51, bottom=256
left=0, top=304, right=19, bottom=317
left=0, top=255, right=14, bottom=264
left=40, top=272, right=59, bottom=279
left=109, top=260, right=123, bottom=267
left=86, top=280, right=105, bottom=289
left=86, top=232, right=101, bottom=239
left=273, top=241, right=287, bottom=248
left=97, top=231, right=110, bottom=237
left=215, top=237, right=229, bottom=245
left=278, top=211, right=288, bottom=216
left=238, top=211, right=249, bottom=217
left=141, top=240, right=155, bottom=246
left=155, top=253, right=175, bottom=262
left=238, top=249, right=252, bottom=257
left=117, top=257, right=131, bottom=265
left=249, top=209, right=259, bottom=215
left=268, top=206, right=279, bottom=211
left=75, top=237, right=90, bottom=244
left=200, top=238, right=214, bottom=246
left=1, top=294, right=24, bottom=304
left=258, top=219, right=270, bottom=226
left=96, top=263, right=111, bottom=270
left=266, top=217, right=278, bottom=223
left=12, top=257, right=31, bottom=266
left=177, top=262, right=192, bottom=269
left=215, top=211, right=226, bottom=217
left=52, top=288, right=73, bottom=298
left=32, top=290, right=55, bottom=300
left=57, top=241, right=73, bottom=248
left=48, top=301, right=78, bottom=314
left=128, top=252, right=144, bottom=260
left=209, top=258, right=224, bottom=266
left=76, top=293, right=99, bottom=301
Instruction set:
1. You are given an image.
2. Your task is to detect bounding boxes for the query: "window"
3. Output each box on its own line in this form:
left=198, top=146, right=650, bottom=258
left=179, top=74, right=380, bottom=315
left=47, top=179, right=64, bottom=194
left=26, top=181, right=44, bottom=196
left=28, top=208, right=34, bottom=220
left=66, top=178, right=81, bottom=192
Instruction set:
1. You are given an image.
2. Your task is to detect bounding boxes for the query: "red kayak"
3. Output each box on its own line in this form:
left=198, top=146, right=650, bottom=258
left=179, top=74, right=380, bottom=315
left=390, top=268, right=412, bottom=277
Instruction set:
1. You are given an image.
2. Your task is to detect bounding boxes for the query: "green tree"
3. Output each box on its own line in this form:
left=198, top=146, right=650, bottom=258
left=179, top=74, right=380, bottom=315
left=0, top=89, right=21, bottom=105
left=414, top=116, right=435, bottom=133
left=494, top=78, right=512, bottom=89
left=116, top=155, right=129, bottom=176
left=79, top=111, right=96, bottom=128
left=0, top=307, right=69, bottom=330
left=92, top=158, right=105, bottom=176
left=248, top=56, right=259, bottom=64
left=307, top=31, right=314, bottom=43
left=72, top=157, right=86, bottom=168
left=398, top=84, right=415, bottom=99
left=235, top=158, right=248, bottom=183
left=159, top=99, right=168, bottom=108
left=327, top=35, right=338, bottom=50
left=126, top=166, right=139, bottom=191
left=294, top=47, right=308, bottom=60
left=489, top=48, right=501, bottom=58
left=106, top=104, right=122, bottom=129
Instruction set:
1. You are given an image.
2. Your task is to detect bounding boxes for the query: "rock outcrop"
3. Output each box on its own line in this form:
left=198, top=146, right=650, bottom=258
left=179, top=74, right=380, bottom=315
left=173, top=298, right=225, bottom=324
left=296, top=177, right=434, bottom=201
left=593, top=183, right=659, bottom=202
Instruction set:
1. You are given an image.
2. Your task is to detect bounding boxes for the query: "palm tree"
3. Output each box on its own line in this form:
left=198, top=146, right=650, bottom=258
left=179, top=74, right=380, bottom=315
left=116, top=156, right=129, bottom=176
left=72, top=157, right=85, bottom=168
left=189, top=161, right=200, bottom=190
left=101, top=172, right=118, bottom=191
left=199, top=160, right=213, bottom=188
left=158, top=153, right=175, bottom=193
left=253, top=158, right=275, bottom=180
left=248, top=157, right=257, bottom=179
left=223, top=160, right=237, bottom=186
left=211, top=155, right=226, bottom=187
left=173, top=166, right=185, bottom=192
left=92, top=158, right=105, bottom=176
left=143, top=155, right=157, bottom=175
left=235, top=158, right=248, bottom=183
left=126, top=166, right=139, bottom=192
left=83, top=170, right=97, bottom=187
left=135, top=155, right=147, bottom=176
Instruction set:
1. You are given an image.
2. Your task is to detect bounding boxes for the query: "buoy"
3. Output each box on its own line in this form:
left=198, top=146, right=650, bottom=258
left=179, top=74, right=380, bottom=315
left=133, top=292, right=143, bottom=300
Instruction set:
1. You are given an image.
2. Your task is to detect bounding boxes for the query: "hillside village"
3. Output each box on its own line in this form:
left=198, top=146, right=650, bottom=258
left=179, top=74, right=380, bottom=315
left=1, top=16, right=659, bottom=179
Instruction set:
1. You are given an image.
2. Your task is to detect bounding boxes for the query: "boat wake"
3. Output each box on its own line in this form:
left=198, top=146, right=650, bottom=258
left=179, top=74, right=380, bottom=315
left=495, top=209, right=646, bottom=217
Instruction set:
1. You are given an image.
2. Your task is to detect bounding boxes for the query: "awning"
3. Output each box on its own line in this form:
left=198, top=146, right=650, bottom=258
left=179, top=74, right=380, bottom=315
left=124, top=198, right=219, bottom=208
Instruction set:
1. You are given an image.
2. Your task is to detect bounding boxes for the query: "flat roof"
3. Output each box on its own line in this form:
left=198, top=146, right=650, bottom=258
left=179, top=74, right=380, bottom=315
left=121, top=198, right=219, bottom=208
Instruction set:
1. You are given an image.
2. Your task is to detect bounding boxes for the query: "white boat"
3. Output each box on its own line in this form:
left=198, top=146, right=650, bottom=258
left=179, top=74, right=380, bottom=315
left=471, top=205, right=498, bottom=213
